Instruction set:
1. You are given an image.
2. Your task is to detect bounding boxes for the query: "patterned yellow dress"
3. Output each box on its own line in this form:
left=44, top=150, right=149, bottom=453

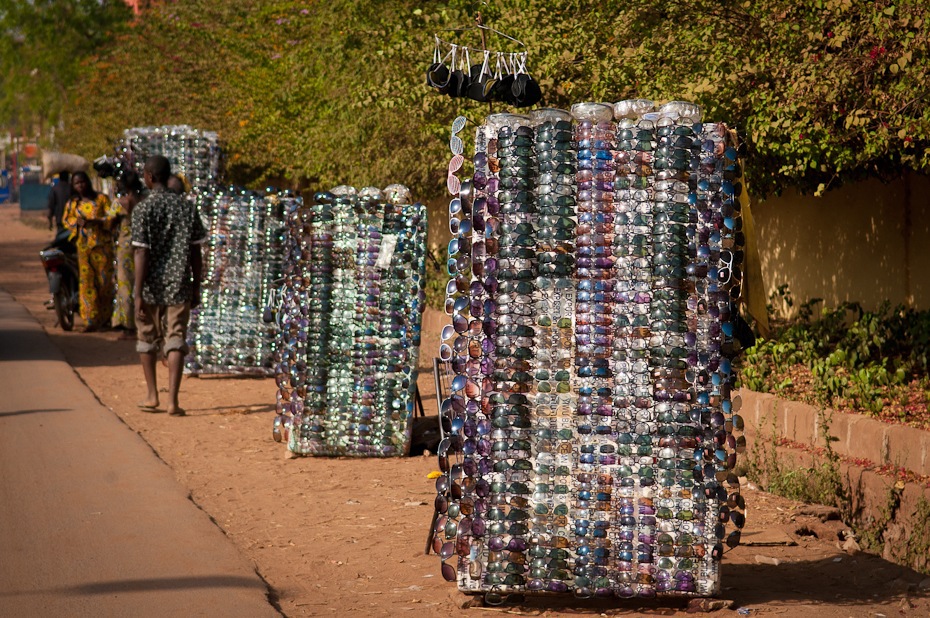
left=112, top=196, right=136, bottom=330
left=63, top=193, right=116, bottom=330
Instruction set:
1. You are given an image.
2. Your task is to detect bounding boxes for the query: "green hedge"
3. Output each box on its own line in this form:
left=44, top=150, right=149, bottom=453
left=43, top=0, right=930, bottom=201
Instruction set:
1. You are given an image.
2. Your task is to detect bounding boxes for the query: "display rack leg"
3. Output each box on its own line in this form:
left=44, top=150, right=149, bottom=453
left=424, top=504, right=438, bottom=555
left=415, top=384, right=425, bottom=418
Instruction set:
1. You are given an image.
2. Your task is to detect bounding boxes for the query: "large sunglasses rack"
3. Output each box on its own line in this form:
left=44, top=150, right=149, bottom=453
left=117, top=125, right=223, bottom=189
left=434, top=100, right=746, bottom=600
left=271, top=185, right=428, bottom=457
left=186, top=187, right=292, bottom=375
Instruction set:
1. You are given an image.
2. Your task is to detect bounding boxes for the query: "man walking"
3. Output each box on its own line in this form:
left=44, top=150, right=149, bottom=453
left=46, top=171, right=70, bottom=232
left=132, top=155, right=206, bottom=417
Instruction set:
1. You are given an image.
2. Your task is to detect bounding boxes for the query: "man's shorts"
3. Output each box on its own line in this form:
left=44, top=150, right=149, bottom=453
left=136, top=302, right=191, bottom=355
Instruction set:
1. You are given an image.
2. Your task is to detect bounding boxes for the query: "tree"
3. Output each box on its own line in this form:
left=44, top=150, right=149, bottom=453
left=55, top=0, right=930, bottom=200
left=361, top=0, right=930, bottom=198
left=0, top=0, right=133, bottom=140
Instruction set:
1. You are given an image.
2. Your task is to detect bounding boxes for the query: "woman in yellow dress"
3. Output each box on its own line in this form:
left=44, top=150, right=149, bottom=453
left=111, top=171, right=146, bottom=334
left=62, top=171, right=116, bottom=332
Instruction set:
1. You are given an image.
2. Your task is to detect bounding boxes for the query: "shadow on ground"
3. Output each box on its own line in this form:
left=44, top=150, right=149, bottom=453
left=0, top=575, right=267, bottom=598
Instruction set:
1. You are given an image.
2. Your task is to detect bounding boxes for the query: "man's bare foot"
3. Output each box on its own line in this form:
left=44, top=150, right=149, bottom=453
left=167, top=406, right=186, bottom=417
left=137, top=400, right=160, bottom=411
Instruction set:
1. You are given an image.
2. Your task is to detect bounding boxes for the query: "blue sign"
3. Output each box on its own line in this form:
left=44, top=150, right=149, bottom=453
left=19, top=182, right=48, bottom=211
left=0, top=170, right=9, bottom=203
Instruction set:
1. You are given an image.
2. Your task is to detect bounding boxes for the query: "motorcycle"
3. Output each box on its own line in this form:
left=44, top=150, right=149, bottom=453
left=39, top=230, right=79, bottom=331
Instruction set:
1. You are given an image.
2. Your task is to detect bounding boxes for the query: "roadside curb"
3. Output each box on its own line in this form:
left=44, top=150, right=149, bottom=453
left=740, top=389, right=930, bottom=479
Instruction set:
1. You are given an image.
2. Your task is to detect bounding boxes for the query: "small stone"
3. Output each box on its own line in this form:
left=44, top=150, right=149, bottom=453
left=841, top=536, right=861, bottom=555
left=460, top=595, right=484, bottom=609
left=796, top=505, right=841, bottom=521
left=686, top=598, right=733, bottom=613
left=754, top=555, right=781, bottom=566
left=887, top=578, right=911, bottom=595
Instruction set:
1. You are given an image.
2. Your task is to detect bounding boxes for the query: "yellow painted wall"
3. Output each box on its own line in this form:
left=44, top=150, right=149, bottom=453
left=753, top=173, right=930, bottom=314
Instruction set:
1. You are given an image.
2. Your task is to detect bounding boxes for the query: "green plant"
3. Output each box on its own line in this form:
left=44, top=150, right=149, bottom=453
left=905, top=496, right=930, bottom=573
left=745, top=406, right=847, bottom=510
left=858, top=479, right=904, bottom=554
left=739, top=295, right=930, bottom=424
left=747, top=406, right=930, bottom=575
left=857, top=482, right=930, bottom=575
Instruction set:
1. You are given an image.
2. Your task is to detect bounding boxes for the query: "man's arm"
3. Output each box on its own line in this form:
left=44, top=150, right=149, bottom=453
left=190, top=243, right=203, bottom=309
left=189, top=204, right=207, bottom=309
left=134, top=247, right=149, bottom=321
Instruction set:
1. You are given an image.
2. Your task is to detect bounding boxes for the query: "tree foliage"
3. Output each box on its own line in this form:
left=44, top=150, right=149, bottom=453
left=0, top=0, right=132, bottom=137
left=52, top=0, right=930, bottom=200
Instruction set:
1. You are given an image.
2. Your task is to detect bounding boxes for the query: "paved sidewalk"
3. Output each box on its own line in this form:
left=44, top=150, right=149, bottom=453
left=0, top=290, right=279, bottom=617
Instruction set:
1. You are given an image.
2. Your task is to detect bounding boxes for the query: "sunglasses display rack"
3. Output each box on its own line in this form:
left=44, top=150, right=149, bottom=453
left=186, top=188, right=292, bottom=375
left=272, top=186, right=428, bottom=457
left=435, top=101, right=746, bottom=601
left=117, top=125, right=223, bottom=189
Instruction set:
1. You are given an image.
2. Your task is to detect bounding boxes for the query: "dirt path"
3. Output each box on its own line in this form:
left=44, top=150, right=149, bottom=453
left=2, top=204, right=928, bottom=617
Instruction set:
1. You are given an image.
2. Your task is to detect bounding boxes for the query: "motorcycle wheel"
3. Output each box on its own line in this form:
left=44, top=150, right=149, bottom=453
left=55, top=280, right=75, bottom=331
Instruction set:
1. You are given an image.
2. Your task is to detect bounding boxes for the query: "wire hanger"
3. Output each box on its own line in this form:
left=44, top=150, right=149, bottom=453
left=435, top=10, right=526, bottom=51
left=439, top=24, right=526, bottom=49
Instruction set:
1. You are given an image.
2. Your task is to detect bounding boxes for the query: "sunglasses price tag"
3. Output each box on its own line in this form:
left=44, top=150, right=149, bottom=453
left=375, top=234, right=398, bottom=269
